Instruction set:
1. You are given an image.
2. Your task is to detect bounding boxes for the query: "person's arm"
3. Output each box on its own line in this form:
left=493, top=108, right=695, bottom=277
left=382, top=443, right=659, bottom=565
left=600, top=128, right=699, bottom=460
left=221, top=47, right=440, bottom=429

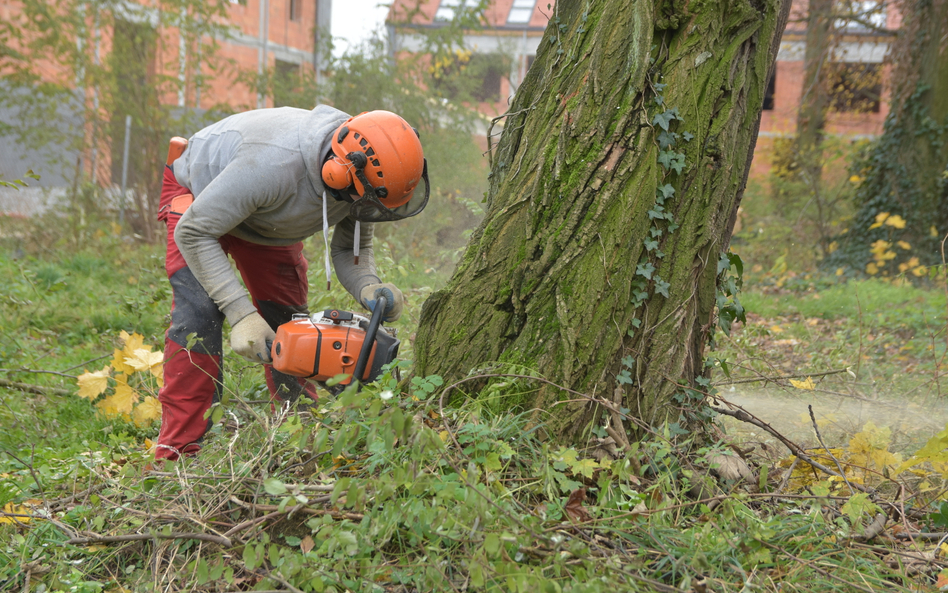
left=331, top=217, right=380, bottom=300
left=332, top=218, right=406, bottom=321
left=174, top=159, right=285, bottom=327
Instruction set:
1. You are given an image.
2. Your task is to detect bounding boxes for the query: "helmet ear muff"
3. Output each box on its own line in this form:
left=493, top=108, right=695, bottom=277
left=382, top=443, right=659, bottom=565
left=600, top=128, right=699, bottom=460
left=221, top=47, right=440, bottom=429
left=322, top=157, right=353, bottom=191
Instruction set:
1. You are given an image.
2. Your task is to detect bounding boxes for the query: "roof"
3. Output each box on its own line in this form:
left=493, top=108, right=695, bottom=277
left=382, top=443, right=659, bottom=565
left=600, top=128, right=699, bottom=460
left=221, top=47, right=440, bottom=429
left=387, top=0, right=554, bottom=32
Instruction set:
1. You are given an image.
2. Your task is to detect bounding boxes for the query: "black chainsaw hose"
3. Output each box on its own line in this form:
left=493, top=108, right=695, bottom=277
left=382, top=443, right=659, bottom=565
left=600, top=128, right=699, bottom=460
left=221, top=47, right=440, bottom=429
left=353, top=295, right=386, bottom=387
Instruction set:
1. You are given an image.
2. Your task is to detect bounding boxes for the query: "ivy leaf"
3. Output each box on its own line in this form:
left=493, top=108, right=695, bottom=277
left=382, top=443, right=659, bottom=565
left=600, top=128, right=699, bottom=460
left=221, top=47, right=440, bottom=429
left=617, top=370, right=634, bottom=385
left=667, top=220, right=680, bottom=233
left=683, top=131, right=694, bottom=142
left=654, top=277, right=670, bottom=298
left=648, top=205, right=666, bottom=220
left=652, top=110, right=677, bottom=131
left=670, top=153, right=687, bottom=174
left=77, top=366, right=111, bottom=399
left=658, top=184, right=676, bottom=200
left=650, top=228, right=663, bottom=238
left=658, top=150, right=675, bottom=170
left=621, top=355, right=636, bottom=368
left=644, top=238, right=659, bottom=251
left=658, top=131, right=677, bottom=149
left=635, top=262, right=655, bottom=280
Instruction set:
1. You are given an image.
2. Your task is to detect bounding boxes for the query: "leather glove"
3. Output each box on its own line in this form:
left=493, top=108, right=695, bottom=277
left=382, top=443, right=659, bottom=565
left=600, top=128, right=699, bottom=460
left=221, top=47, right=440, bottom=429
left=231, top=312, right=276, bottom=363
left=360, top=282, right=404, bottom=322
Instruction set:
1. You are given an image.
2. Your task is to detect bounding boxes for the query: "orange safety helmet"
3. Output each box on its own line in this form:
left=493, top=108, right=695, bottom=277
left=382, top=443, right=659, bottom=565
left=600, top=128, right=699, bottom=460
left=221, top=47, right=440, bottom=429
left=321, top=110, right=429, bottom=222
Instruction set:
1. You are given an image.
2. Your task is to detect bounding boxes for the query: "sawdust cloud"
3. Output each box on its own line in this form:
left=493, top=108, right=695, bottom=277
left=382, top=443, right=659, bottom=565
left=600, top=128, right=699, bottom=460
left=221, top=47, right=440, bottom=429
left=717, top=385, right=948, bottom=455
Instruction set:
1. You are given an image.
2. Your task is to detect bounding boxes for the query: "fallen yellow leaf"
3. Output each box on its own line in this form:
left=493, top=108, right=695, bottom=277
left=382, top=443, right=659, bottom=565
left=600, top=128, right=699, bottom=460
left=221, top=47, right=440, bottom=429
left=789, top=376, right=815, bottom=390
left=77, top=366, right=112, bottom=399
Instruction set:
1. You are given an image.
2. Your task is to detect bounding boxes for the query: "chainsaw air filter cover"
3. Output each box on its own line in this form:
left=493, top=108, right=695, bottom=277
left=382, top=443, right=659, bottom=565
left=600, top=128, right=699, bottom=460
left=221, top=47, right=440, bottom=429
left=271, top=310, right=399, bottom=385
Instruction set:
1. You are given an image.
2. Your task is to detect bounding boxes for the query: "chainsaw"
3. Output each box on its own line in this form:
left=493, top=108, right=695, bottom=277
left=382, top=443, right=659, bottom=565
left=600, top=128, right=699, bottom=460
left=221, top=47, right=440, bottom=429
left=270, top=295, right=400, bottom=388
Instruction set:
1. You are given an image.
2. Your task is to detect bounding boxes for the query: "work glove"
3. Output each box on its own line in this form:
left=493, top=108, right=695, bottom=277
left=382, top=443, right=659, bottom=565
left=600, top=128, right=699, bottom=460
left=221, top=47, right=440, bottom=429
left=231, top=312, right=276, bottom=363
left=360, top=282, right=404, bottom=322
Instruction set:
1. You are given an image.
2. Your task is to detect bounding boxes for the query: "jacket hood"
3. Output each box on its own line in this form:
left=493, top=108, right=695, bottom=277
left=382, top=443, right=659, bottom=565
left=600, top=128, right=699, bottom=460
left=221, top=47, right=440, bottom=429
left=299, top=104, right=351, bottom=194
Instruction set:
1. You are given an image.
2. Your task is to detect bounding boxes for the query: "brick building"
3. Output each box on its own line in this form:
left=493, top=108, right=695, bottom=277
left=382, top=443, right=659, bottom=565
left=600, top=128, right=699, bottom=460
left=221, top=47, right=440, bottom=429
left=386, top=0, right=897, bottom=175
left=0, top=0, right=332, bottom=204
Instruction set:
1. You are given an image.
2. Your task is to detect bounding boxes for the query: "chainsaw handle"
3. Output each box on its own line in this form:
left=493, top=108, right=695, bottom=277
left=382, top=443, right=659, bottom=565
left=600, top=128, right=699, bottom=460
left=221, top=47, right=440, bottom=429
left=353, top=295, right=385, bottom=386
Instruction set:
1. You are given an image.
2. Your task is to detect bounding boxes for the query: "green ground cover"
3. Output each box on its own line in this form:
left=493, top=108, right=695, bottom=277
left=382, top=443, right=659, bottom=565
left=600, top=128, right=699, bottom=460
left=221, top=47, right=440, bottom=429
left=2, top=203, right=948, bottom=591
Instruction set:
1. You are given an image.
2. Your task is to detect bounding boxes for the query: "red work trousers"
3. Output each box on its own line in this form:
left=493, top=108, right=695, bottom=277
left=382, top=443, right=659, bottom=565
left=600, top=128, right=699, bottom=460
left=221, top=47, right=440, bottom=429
left=155, top=165, right=316, bottom=461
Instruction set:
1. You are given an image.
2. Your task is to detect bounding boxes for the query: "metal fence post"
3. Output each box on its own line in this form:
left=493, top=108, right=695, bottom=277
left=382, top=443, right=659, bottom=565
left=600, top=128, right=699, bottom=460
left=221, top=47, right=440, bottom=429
left=120, top=114, right=131, bottom=226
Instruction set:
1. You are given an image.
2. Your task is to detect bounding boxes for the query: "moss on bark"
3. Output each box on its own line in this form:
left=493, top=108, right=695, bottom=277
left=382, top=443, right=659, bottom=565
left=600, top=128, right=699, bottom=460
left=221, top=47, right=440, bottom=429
left=415, top=0, right=790, bottom=442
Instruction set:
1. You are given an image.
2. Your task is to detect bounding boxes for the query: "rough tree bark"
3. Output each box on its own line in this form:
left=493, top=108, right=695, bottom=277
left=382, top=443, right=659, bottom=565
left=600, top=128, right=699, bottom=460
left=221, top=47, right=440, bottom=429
left=415, top=0, right=790, bottom=441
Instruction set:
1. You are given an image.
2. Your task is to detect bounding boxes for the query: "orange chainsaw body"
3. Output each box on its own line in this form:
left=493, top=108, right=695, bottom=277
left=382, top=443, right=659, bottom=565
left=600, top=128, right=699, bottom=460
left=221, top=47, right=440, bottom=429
left=271, top=310, right=397, bottom=385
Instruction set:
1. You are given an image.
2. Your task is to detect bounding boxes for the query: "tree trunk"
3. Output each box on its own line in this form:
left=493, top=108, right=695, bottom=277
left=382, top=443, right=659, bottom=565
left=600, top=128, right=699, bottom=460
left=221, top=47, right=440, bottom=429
left=415, top=0, right=790, bottom=441
left=794, top=0, right=834, bottom=212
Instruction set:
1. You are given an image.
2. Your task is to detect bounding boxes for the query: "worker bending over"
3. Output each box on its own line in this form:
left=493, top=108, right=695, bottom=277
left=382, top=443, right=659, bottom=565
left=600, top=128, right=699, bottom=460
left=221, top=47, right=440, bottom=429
left=156, top=106, right=428, bottom=461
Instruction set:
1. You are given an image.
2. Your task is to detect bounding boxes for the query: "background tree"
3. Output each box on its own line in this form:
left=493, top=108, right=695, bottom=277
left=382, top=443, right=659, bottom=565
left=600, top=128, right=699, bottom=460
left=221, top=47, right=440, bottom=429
left=829, top=0, right=948, bottom=276
left=414, top=0, right=790, bottom=441
left=0, top=0, right=230, bottom=242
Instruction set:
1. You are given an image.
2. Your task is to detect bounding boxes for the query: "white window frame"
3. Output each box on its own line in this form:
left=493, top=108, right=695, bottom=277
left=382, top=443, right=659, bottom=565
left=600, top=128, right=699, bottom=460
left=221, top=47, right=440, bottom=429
left=507, top=0, right=535, bottom=24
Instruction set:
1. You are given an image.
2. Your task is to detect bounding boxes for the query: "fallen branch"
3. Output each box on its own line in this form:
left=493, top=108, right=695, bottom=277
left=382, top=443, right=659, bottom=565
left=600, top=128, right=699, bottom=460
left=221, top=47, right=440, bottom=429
left=65, top=531, right=232, bottom=547
left=228, top=496, right=362, bottom=521
left=849, top=512, right=887, bottom=543
left=712, top=368, right=849, bottom=387
left=711, top=403, right=874, bottom=494
left=0, top=378, right=72, bottom=396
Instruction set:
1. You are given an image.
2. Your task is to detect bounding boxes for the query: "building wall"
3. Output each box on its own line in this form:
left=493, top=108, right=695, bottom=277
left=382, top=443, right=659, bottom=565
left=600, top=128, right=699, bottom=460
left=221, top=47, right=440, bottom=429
left=389, top=0, right=896, bottom=178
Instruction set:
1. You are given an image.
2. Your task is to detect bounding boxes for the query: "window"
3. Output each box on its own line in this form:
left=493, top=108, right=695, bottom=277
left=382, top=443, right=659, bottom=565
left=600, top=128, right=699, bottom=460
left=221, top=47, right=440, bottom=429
left=289, top=0, right=302, bottom=21
left=433, top=53, right=507, bottom=102
left=508, top=0, right=535, bottom=24
left=828, top=63, right=881, bottom=113
left=835, top=0, right=886, bottom=30
left=763, top=70, right=776, bottom=110
left=435, top=0, right=463, bottom=21
left=273, top=59, right=300, bottom=107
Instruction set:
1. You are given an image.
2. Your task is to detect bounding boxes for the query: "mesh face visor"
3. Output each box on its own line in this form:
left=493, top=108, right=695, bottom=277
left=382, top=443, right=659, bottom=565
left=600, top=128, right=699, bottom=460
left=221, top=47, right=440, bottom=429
left=348, top=160, right=430, bottom=223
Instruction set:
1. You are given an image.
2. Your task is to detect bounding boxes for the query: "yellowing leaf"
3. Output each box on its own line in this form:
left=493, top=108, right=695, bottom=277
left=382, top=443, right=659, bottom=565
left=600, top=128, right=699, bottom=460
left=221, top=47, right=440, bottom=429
left=111, top=348, right=135, bottom=375
left=849, top=175, right=862, bottom=184
left=97, top=374, right=139, bottom=417
left=866, top=262, right=879, bottom=275
left=126, top=348, right=163, bottom=373
left=120, top=331, right=145, bottom=353
left=885, top=214, right=906, bottom=229
left=897, top=240, right=911, bottom=250
left=127, top=276, right=138, bottom=285
left=77, top=366, right=112, bottom=399
left=789, top=377, right=815, bottom=390
left=769, top=325, right=784, bottom=333
left=869, top=212, right=889, bottom=229
left=133, top=396, right=162, bottom=427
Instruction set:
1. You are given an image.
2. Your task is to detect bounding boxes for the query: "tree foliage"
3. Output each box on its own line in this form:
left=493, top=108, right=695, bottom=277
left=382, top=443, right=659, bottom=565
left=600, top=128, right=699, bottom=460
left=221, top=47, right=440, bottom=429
left=827, top=0, right=948, bottom=275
